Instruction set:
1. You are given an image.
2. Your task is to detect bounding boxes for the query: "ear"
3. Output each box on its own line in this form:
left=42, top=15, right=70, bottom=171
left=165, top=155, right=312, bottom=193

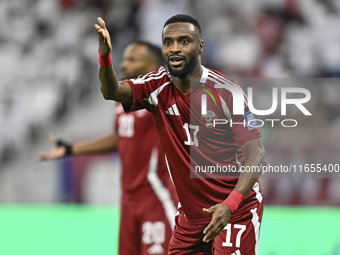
left=198, top=40, right=204, bottom=55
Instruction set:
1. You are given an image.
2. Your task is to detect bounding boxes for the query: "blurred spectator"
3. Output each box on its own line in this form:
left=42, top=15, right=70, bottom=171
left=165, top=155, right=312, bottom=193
left=0, top=91, right=29, bottom=166
left=0, top=0, right=339, bottom=205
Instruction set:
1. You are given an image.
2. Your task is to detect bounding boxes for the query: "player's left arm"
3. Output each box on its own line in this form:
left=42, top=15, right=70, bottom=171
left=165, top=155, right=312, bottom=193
left=235, top=137, right=266, bottom=195
left=203, top=137, right=266, bottom=243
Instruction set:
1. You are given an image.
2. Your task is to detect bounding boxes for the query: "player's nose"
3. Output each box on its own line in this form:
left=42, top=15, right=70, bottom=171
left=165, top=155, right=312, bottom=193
left=170, top=41, right=181, bottom=53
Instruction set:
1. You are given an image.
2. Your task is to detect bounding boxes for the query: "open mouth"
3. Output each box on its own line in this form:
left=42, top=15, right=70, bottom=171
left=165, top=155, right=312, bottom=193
left=169, top=55, right=185, bottom=67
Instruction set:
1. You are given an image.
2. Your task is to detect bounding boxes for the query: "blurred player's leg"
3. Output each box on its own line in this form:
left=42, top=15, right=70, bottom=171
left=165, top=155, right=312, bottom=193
left=140, top=196, right=175, bottom=255
left=119, top=200, right=141, bottom=255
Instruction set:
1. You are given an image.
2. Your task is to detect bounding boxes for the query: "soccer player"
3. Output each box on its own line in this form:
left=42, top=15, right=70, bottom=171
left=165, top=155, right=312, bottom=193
left=95, top=14, right=267, bottom=254
left=38, top=42, right=178, bottom=255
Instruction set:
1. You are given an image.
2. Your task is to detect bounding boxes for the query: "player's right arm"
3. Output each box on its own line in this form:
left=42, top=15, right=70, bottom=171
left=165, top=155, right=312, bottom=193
left=37, top=133, right=118, bottom=161
left=94, top=17, right=132, bottom=105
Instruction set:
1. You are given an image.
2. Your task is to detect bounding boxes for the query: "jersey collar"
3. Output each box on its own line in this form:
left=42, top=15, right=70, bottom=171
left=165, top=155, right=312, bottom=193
left=199, top=65, right=209, bottom=82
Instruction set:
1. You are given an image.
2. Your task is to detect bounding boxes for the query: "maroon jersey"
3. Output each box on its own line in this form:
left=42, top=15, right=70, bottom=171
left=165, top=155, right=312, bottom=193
left=125, top=66, right=263, bottom=223
left=114, top=103, right=178, bottom=254
left=114, top=103, right=176, bottom=204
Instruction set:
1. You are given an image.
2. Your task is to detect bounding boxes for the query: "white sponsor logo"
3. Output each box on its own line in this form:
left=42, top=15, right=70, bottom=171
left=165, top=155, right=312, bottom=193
left=165, top=104, right=180, bottom=116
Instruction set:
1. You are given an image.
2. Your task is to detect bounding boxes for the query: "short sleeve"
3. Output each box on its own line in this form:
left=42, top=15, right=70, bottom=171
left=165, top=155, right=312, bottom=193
left=122, top=67, right=168, bottom=113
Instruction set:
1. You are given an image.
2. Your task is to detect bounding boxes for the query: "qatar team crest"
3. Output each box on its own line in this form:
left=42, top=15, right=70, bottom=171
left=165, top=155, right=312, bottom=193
left=201, top=111, right=217, bottom=128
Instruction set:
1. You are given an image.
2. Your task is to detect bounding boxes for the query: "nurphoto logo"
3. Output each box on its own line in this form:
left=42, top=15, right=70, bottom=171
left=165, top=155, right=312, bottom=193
left=200, top=84, right=312, bottom=128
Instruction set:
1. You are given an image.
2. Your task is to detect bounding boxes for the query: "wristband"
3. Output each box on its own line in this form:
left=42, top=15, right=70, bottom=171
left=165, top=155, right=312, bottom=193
left=98, top=48, right=112, bottom=67
left=222, top=190, right=244, bottom=213
left=56, top=139, right=73, bottom=156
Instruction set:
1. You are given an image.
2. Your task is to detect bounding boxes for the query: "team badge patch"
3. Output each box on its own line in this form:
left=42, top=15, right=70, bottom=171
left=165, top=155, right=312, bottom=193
left=244, top=111, right=258, bottom=130
left=201, top=111, right=217, bottom=128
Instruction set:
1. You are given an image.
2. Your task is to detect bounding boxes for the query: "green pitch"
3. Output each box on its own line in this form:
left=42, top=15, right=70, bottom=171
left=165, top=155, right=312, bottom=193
left=0, top=205, right=120, bottom=255
left=0, top=205, right=339, bottom=255
left=259, top=207, right=340, bottom=255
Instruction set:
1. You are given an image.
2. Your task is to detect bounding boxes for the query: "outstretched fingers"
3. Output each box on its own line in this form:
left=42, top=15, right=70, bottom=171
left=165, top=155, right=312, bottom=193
left=97, top=17, right=106, bottom=29
left=203, top=220, right=226, bottom=243
left=202, top=204, right=231, bottom=243
left=94, top=17, right=107, bottom=38
left=94, top=17, right=112, bottom=56
left=37, top=146, right=65, bottom=161
left=37, top=135, right=65, bottom=161
left=94, top=17, right=105, bottom=30
left=202, top=205, right=217, bottom=242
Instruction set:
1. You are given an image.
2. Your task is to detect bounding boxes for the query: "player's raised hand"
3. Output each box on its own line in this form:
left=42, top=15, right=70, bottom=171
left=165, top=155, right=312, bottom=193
left=94, top=17, right=112, bottom=56
left=37, top=135, right=72, bottom=161
left=202, top=203, right=231, bottom=243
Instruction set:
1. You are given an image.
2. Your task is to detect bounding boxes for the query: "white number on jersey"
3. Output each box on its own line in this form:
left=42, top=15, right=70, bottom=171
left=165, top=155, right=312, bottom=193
left=183, top=123, right=199, bottom=147
left=142, top=221, right=165, bottom=245
left=118, top=115, right=135, bottom=137
left=222, top=223, right=246, bottom=248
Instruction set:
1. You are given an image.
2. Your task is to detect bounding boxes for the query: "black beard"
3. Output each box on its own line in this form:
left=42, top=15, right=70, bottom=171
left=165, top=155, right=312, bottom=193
left=167, top=55, right=197, bottom=77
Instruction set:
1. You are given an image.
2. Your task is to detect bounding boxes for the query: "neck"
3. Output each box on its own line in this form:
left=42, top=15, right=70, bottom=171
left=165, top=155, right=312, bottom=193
left=172, top=64, right=202, bottom=95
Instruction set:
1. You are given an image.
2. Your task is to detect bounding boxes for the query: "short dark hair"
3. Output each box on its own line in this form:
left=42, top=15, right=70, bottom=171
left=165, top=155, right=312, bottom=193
left=163, top=14, right=201, bottom=37
left=134, top=40, right=165, bottom=66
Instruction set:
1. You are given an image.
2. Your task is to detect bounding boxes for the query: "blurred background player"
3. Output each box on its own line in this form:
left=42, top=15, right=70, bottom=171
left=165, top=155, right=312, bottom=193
left=38, top=41, right=177, bottom=255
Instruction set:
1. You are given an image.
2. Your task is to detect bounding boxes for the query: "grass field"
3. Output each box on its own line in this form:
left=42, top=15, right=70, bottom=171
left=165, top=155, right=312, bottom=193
left=0, top=205, right=339, bottom=255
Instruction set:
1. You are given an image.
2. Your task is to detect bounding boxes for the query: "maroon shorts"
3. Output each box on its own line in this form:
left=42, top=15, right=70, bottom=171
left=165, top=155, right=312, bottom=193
left=168, top=202, right=263, bottom=255
left=119, top=195, right=176, bottom=255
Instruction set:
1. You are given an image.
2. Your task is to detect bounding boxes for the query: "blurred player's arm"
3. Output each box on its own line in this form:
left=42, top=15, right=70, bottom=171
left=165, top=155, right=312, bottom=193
left=94, top=17, right=132, bottom=104
left=37, top=134, right=118, bottom=160
left=202, top=137, right=266, bottom=243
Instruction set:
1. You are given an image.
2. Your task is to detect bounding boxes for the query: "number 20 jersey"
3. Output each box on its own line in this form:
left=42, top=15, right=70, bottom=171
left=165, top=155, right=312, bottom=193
left=124, top=66, right=263, bottom=224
